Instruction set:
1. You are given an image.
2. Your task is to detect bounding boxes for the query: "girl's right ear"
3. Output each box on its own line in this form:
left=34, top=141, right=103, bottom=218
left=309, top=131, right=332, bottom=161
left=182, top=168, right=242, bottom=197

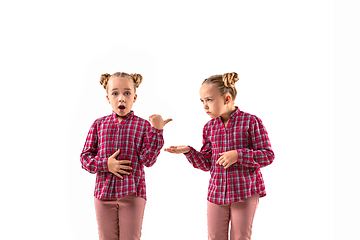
left=106, top=94, right=110, bottom=103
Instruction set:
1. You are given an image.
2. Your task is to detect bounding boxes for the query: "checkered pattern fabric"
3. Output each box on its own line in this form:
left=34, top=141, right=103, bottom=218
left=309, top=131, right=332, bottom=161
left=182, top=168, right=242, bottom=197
left=185, top=108, right=274, bottom=204
left=81, top=111, right=164, bottom=200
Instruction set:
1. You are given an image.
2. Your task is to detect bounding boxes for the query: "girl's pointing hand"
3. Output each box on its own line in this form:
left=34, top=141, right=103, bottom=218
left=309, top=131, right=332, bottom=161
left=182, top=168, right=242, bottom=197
left=149, top=114, right=172, bottom=130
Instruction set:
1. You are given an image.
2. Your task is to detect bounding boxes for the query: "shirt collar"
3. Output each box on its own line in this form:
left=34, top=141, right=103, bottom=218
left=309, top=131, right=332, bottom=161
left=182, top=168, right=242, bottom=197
left=229, top=106, right=240, bottom=119
left=111, top=110, right=134, bottom=122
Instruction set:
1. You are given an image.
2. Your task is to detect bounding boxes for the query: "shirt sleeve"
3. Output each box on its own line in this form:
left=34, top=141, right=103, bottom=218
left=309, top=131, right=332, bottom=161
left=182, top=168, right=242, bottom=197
left=80, top=120, right=109, bottom=173
left=184, top=125, right=212, bottom=171
left=139, top=123, right=164, bottom=167
left=237, top=115, right=275, bottom=168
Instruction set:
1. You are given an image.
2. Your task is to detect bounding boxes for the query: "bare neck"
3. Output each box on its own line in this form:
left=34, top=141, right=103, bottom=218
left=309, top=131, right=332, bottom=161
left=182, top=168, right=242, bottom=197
left=220, top=105, right=236, bottom=127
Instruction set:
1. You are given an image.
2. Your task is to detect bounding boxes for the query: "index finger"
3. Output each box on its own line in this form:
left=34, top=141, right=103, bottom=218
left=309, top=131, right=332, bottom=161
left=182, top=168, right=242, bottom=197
left=216, top=156, right=224, bottom=165
left=118, top=160, right=131, bottom=164
left=149, top=114, right=159, bottom=119
left=165, top=146, right=177, bottom=150
left=164, top=149, right=177, bottom=153
left=164, top=146, right=179, bottom=152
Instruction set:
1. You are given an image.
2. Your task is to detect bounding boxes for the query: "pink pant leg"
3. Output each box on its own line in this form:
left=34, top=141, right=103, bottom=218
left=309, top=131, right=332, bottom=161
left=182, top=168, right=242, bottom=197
left=230, top=194, right=259, bottom=240
left=118, top=193, right=146, bottom=240
left=207, top=195, right=259, bottom=240
left=207, top=201, right=231, bottom=240
left=94, top=198, right=120, bottom=240
left=94, top=193, right=146, bottom=240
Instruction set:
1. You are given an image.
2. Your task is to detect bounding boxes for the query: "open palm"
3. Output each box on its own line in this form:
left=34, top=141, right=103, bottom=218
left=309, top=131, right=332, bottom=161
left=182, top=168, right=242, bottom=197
left=164, top=145, right=190, bottom=154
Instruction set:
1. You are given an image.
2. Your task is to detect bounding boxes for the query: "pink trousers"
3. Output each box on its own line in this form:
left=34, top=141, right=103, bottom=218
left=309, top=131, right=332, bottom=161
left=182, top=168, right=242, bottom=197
left=207, top=194, right=259, bottom=240
left=94, top=193, right=146, bottom=240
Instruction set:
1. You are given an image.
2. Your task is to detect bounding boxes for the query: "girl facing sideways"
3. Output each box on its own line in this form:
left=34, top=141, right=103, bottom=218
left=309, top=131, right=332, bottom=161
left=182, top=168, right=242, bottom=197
left=165, top=72, right=274, bottom=240
left=81, top=72, right=171, bottom=240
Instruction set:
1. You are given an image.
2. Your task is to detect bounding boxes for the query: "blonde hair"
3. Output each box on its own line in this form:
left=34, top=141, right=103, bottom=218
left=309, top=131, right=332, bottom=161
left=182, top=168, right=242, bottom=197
left=99, top=72, right=143, bottom=92
left=202, top=72, right=239, bottom=100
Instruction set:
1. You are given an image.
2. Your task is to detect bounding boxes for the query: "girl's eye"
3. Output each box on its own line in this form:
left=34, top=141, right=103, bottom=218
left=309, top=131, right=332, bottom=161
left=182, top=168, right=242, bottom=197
left=207, top=99, right=212, bottom=102
left=125, top=92, right=131, bottom=96
left=112, top=92, right=118, bottom=96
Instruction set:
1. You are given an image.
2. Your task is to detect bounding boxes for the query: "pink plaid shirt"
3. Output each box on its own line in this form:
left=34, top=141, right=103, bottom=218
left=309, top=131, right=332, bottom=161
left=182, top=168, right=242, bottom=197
left=185, top=107, right=274, bottom=204
left=80, top=111, right=164, bottom=200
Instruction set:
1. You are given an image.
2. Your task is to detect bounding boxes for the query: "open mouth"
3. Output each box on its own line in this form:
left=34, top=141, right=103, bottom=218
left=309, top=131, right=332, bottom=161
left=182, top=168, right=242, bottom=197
left=119, top=105, right=126, bottom=110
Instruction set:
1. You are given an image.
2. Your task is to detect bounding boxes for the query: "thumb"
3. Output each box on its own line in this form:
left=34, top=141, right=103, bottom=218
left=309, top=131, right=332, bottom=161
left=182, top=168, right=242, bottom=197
left=219, top=152, right=224, bottom=156
left=111, top=149, right=120, bottom=157
left=164, top=118, right=173, bottom=125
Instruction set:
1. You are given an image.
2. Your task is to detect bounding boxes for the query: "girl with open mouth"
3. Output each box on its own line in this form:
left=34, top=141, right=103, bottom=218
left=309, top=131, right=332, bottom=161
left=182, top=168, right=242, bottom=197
left=81, top=72, right=172, bottom=240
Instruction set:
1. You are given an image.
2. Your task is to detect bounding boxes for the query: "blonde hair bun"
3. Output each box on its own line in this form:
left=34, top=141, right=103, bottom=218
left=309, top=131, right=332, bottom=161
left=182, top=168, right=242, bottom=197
left=99, top=72, right=143, bottom=91
left=222, top=72, right=239, bottom=88
left=100, top=73, right=111, bottom=90
left=131, top=73, right=143, bottom=88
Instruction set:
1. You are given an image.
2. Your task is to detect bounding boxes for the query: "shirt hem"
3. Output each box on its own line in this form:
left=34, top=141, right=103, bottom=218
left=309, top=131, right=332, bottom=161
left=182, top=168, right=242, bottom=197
left=207, top=192, right=266, bottom=205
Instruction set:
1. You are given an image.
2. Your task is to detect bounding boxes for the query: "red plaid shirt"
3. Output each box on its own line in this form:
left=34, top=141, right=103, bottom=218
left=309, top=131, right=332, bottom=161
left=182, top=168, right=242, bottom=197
left=185, top=107, right=274, bottom=204
left=80, top=111, right=164, bottom=200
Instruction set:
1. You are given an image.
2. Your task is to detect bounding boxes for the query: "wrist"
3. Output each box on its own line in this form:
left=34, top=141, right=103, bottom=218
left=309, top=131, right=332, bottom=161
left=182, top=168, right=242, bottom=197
left=151, top=126, right=164, bottom=132
left=184, top=146, right=191, bottom=154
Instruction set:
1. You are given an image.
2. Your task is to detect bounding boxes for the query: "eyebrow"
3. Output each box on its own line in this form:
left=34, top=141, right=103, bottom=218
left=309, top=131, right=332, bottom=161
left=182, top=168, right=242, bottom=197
left=110, top=88, right=132, bottom=91
left=200, top=96, right=211, bottom=100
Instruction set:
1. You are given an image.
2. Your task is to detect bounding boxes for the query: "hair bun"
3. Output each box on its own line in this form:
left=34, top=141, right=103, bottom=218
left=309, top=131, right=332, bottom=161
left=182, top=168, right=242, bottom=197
left=100, top=73, right=111, bottom=90
left=131, top=73, right=143, bottom=88
left=222, top=72, right=239, bottom=88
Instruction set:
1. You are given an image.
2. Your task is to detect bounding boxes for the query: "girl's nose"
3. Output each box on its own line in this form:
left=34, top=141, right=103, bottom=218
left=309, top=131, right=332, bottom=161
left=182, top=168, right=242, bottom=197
left=203, top=102, right=209, bottom=109
left=118, top=95, right=125, bottom=102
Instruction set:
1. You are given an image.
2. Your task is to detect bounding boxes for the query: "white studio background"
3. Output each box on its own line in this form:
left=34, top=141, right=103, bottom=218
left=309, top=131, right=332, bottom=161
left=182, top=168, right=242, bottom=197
left=0, top=0, right=354, bottom=240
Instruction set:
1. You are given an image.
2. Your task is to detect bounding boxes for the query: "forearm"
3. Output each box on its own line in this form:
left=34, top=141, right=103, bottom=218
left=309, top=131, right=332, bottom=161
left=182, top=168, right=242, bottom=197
left=81, top=121, right=108, bottom=173
left=80, top=153, right=108, bottom=174
left=140, top=127, right=164, bottom=167
left=237, top=148, right=274, bottom=168
left=238, top=115, right=274, bottom=168
left=184, top=146, right=211, bottom=171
